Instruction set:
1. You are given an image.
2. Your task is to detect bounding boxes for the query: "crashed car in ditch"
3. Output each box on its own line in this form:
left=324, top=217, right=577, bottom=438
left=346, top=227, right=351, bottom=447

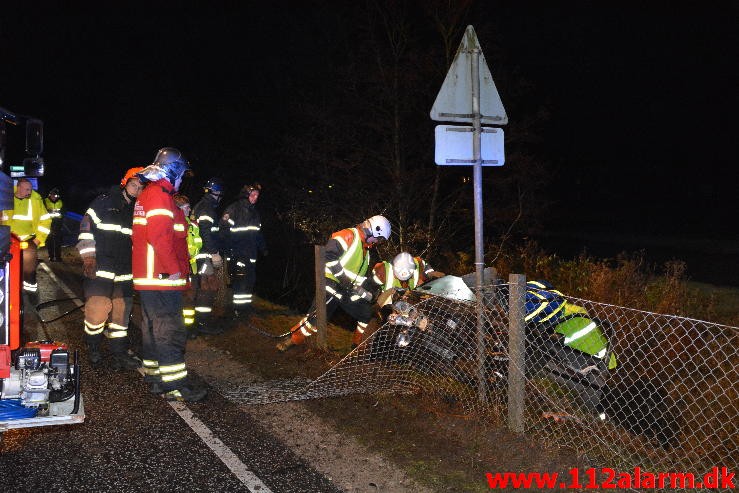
left=369, top=273, right=617, bottom=412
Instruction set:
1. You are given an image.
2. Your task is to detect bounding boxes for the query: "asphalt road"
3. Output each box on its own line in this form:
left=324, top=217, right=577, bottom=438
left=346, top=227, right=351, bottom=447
left=0, top=259, right=342, bottom=493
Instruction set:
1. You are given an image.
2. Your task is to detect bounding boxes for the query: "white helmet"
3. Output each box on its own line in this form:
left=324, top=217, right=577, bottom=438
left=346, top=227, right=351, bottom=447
left=392, top=252, right=415, bottom=281
left=366, top=215, right=391, bottom=240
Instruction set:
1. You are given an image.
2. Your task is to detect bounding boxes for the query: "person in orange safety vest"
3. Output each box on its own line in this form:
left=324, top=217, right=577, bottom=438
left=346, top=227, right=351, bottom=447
left=276, top=215, right=391, bottom=352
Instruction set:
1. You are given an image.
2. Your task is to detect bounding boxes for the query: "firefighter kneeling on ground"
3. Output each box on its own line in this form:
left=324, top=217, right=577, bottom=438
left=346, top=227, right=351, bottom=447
left=76, top=167, right=144, bottom=369
left=277, top=215, right=391, bottom=352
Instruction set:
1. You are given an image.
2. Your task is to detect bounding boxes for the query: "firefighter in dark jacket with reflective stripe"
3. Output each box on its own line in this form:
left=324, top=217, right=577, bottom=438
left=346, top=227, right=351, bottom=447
left=277, top=215, right=391, bottom=352
left=220, top=183, right=267, bottom=319
left=76, top=167, right=144, bottom=369
left=190, top=177, right=225, bottom=335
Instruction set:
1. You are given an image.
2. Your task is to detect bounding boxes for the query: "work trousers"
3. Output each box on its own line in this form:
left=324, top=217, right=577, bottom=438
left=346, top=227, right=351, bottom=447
left=194, top=258, right=218, bottom=323
left=303, top=280, right=373, bottom=332
left=83, top=276, right=133, bottom=355
left=228, top=256, right=256, bottom=312
left=139, top=290, right=189, bottom=391
left=46, top=218, right=63, bottom=261
left=21, top=241, right=38, bottom=296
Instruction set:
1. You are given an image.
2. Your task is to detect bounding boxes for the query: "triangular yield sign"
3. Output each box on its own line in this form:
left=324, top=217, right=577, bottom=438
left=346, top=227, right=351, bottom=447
left=430, top=25, right=507, bottom=125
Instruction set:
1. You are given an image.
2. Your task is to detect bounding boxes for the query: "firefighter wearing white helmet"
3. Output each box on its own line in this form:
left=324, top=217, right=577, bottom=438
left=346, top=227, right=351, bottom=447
left=277, top=215, right=391, bottom=352
left=372, top=251, right=442, bottom=297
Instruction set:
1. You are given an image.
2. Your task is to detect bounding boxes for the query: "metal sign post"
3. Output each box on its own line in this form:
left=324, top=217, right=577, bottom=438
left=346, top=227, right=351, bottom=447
left=430, top=25, right=508, bottom=403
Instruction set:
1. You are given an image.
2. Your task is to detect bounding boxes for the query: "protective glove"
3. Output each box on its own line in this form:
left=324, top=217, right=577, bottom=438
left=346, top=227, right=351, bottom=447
left=350, top=286, right=374, bottom=302
left=211, top=253, right=223, bottom=268
left=82, top=257, right=97, bottom=279
left=198, top=259, right=215, bottom=276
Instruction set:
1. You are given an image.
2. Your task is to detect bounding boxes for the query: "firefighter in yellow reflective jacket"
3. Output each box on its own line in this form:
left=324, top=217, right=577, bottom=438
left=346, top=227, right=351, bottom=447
left=173, top=194, right=204, bottom=339
left=43, top=187, right=64, bottom=262
left=277, top=215, right=391, bottom=352
left=372, top=252, right=443, bottom=295
left=1, top=178, right=52, bottom=303
left=525, top=280, right=616, bottom=369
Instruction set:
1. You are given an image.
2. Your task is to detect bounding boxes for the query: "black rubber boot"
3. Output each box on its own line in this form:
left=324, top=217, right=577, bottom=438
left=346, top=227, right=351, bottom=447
left=143, top=374, right=164, bottom=394
left=85, top=334, right=103, bottom=367
left=110, top=352, right=141, bottom=370
left=186, top=324, right=199, bottom=340
left=197, top=321, right=224, bottom=335
left=88, top=346, right=103, bottom=367
left=164, top=386, right=208, bottom=402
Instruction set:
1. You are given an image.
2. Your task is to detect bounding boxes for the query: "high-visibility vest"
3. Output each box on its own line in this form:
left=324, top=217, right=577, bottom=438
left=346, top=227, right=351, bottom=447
left=44, top=197, right=63, bottom=219
left=372, top=258, right=426, bottom=291
left=185, top=217, right=202, bottom=274
left=1, top=190, right=52, bottom=245
left=554, top=315, right=617, bottom=369
left=325, top=227, right=369, bottom=285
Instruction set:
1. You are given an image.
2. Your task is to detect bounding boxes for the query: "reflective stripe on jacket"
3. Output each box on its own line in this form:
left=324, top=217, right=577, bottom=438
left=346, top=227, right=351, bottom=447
left=325, top=227, right=369, bottom=286
left=76, top=185, right=135, bottom=277
left=186, top=217, right=202, bottom=273
left=372, top=257, right=430, bottom=291
left=131, top=179, right=190, bottom=290
left=44, top=198, right=63, bottom=219
left=219, top=198, right=266, bottom=260
left=192, top=194, right=220, bottom=255
left=1, top=190, right=52, bottom=245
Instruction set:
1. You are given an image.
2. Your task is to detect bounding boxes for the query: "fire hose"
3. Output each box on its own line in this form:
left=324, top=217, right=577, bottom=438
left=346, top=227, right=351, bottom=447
left=246, top=295, right=336, bottom=340
left=34, top=297, right=84, bottom=323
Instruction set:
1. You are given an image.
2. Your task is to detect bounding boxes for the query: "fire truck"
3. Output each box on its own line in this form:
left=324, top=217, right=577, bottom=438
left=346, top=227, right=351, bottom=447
left=0, top=106, right=84, bottom=433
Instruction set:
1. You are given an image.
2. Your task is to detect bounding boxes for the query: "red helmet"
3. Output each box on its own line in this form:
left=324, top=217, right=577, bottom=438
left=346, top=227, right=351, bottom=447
left=121, top=167, right=144, bottom=187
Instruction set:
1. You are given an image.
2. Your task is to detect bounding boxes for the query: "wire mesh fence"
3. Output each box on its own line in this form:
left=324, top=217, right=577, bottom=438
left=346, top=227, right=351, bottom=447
left=234, top=277, right=738, bottom=479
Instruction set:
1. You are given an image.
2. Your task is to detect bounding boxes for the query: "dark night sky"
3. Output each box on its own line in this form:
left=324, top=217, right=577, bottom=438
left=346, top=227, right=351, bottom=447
left=2, top=2, right=737, bottom=244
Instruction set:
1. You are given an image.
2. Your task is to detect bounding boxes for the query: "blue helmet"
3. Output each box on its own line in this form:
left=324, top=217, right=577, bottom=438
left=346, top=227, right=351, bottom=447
left=137, top=147, right=190, bottom=186
left=203, top=177, right=224, bottom=194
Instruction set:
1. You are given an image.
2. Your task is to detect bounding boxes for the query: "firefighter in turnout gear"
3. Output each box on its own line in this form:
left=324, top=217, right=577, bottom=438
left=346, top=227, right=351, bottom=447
left=132, top=147, right=207, bottom=402
left=190, top=177, right=225, bottom=335
left=372, top=252, right=441, bottom=295
left=220, top=183, right=267, bottom=320
left=173, top=194, right=202, bottom=339
left=524, top=280, right=617, bottom=369
left=76, top=168, right=144, bottom=368
left=1, top=178, right=52, bottom=304
left=44, top=187, right=64, bottom=262
left=525, top=280, right=567, bottom=324
left=277, top=215, right=391, bottom=352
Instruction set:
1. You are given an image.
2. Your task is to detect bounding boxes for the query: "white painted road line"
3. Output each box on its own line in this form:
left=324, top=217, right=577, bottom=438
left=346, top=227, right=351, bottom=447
left=43, top=262, right=272, bottom=492
left=168, top=401, right=274, bottom=493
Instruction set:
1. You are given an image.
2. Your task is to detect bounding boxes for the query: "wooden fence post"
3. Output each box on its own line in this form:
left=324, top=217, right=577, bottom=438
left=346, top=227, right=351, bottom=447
left=314, top=245, right=327, bottom=349
left=507, top=273, right=526, bottom=433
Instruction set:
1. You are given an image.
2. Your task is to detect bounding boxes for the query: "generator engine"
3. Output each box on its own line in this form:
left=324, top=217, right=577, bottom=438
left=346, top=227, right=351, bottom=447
left=1, top=341, right=77, bottom=410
